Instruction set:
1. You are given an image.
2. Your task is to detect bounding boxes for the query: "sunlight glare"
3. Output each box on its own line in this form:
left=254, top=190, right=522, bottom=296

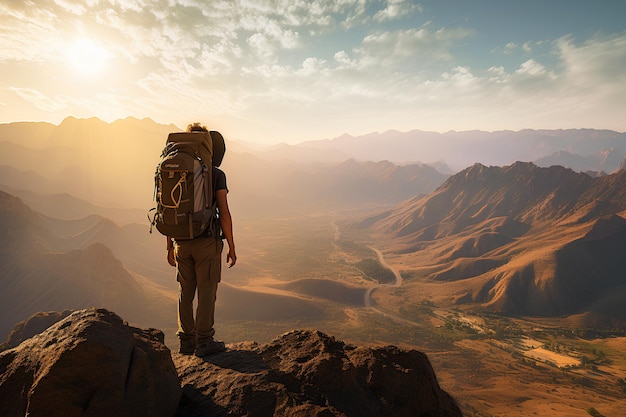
left=65, top=38, right=110, bottom=76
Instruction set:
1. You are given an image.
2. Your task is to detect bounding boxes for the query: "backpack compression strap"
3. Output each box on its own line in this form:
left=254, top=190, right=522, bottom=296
left=161, top=172, right=186, bottom=209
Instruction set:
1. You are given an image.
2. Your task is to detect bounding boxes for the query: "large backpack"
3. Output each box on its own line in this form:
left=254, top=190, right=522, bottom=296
left=149, top=130, right=225, bottom=239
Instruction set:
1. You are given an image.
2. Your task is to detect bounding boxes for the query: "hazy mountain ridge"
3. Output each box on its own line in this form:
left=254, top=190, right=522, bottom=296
left=0, top=117, right=177, bottom=210
left=294, top=128, right=626, bottom=172
left=0, top=190, right=328, bottom=342
left=4, top=118, right=623, bottom=221
left=2, top=118, right=623, bottom=224
left=283, top=158, right=448, bottom=207
left=0, top=178, right=146, bottom=225
left=533, top=149, right=623, bottom=175
left=0, top=190, right=168, bottom=339
left=1, top=118, right=450, bottom=221
left=357, top=163, right=626, bottom=325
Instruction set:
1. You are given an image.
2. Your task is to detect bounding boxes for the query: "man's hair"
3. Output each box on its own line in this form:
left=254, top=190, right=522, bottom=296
left=187, top=122, right=208, bottom=132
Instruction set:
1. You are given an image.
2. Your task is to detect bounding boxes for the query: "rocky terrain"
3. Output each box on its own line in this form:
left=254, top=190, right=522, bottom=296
left=0, top=309, right=462, bottom=417
left=0, top=308, right=180, bottom=417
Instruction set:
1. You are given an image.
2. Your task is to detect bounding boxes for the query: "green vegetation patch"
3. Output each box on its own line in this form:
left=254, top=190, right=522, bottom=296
left=353, top=258, right=395, bottom=284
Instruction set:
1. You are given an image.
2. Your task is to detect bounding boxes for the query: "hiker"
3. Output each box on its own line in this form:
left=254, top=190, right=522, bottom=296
left=165, top=123, right=237, bottom=357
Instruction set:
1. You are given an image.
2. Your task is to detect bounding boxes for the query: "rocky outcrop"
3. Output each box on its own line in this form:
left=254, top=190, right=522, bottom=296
left=175, top=329, right=462, bottom=417
left=0, top=310, right=73, bottom=351
left=0, top=310, right=461, bottom=417
left=0, top=308, right=180, bottom=417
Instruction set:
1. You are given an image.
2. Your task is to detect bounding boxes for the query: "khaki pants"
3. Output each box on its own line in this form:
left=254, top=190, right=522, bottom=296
left=175, top=237, right=223, bottom=344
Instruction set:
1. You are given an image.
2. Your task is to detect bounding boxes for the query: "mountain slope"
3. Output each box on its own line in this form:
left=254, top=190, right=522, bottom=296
left=368, top=162, right=625, bottom=239
left=357, top=164, right=626, bottom=325
left=0, top=191, right=351, bottom=343
left=0, top=191, right=169, bottom=339
left=0, top=183, right=146, bottom=225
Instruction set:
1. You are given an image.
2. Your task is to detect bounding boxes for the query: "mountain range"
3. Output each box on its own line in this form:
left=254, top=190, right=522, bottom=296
left=0, top=189, right=331, bottom=342
left=356, top=162, right=626, bottom=327
left=0, top=117, right=449, bottom=222
left=2, top=117, right=626, bottom=417
left=2, top=118, right=625, bottom=221
left=265, top=128, right=626, bottom=173
left=2, top=117, right=626, bottom=335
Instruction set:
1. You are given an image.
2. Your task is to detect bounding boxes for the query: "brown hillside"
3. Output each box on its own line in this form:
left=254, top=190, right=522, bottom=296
left=0, top=191, right=170, bottom=339
left=370, top=162, right=625, bottom=239
left=0, top=191, right=361, bottom=344
left=358, top=163, right=626, bottom=325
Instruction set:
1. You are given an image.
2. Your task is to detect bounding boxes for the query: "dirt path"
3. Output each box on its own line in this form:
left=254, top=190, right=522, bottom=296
left=371, top=247, right=403, bottom=287
left=365, top=246, right=421, bottom=327
left=331, top=216, right=420, bottom=327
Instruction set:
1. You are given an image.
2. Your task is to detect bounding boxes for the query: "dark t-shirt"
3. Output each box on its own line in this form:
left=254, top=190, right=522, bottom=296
left=213, top=167, right=227, bottom=193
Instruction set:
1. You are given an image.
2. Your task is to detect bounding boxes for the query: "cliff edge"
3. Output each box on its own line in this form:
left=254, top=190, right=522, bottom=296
left=1, top=309, right=461, bottom=417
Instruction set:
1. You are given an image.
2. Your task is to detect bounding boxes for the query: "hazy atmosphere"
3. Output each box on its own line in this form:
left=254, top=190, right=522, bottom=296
left=2, top=0, right=626, bottom=143
left=2, top=2, right=626, bottom=417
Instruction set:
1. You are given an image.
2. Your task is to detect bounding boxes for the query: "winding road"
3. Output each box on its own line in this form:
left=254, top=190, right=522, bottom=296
left=364, top=247, right=422, bottom=327
left=331, top=215, right=421, bottom=327
left=364, top=247, right=402, bottom=307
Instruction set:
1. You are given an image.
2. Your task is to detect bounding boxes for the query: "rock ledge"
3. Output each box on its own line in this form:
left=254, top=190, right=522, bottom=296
left=0, top=308, right=180, bottom=417
left=175, top=329, right=462, bottom=417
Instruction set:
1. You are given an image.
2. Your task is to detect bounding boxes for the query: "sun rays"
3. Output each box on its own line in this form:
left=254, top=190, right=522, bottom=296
left=64, top=38, right=111, bottom=76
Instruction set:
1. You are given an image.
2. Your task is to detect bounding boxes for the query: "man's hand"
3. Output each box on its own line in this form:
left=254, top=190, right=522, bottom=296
left=226, top=248, right=237, bottom=268
left=167, top=247, right=176, bottom=267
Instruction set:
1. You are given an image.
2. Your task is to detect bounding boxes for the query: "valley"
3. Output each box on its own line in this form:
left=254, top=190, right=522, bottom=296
left=2, top=189, right=623, bottom=416
left=214, top=210, right=626, bottom=417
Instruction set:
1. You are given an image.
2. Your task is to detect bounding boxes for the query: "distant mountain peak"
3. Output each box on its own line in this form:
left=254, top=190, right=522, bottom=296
left=366, top=161, right=625, bottom=240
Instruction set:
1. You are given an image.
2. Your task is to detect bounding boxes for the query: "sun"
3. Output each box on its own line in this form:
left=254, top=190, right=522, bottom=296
left=65, top=38, right=110, bottom=76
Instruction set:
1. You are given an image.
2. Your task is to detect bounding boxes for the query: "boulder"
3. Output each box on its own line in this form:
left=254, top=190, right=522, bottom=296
left=175, top=329, right=462, bottom=417
left=0, top=310, right=73, bottom=352
left=0, top=308, right=180, bottom=417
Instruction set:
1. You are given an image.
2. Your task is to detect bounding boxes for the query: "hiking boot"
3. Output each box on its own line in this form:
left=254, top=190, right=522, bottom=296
left=178, top=337, right=196, bottom=355
left=195, top=339, right=226, bottom=357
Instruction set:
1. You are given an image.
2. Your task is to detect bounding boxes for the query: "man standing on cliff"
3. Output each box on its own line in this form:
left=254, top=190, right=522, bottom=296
left=166, top=123, right=237, bottom=357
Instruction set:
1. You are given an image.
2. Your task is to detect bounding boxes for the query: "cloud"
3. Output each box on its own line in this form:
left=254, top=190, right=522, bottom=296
left=503, top=42, right=517, bottom=55
left=244, top=18, right=301, bottom=62
left=373, top=0, right=422, bottom=22
left=355, top=25, right=473, bottom=70
left=53, top=0, right=87, bottom=14
left=557, top=32, right=626, bottom=85
left=11, top=87, right=67, bottom=112
left=1, top=0, right=625, bottom=140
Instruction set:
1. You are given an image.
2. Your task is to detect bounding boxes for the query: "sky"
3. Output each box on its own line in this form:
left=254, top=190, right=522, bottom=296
left=1, top=0, right=625, bottom=144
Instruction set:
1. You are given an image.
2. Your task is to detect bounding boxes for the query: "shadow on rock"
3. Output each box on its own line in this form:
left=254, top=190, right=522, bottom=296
left=173, top=330, right=463, bottom=417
